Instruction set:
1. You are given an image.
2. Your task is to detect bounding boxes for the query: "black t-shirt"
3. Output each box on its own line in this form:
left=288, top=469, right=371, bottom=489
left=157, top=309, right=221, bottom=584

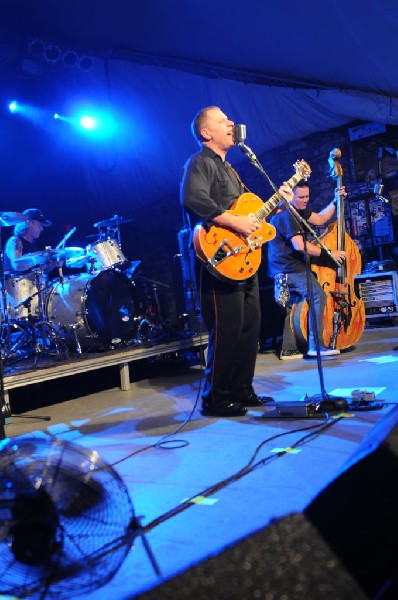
left=267, top=206, right=312, bottom=277
left=3, top=236, right=38, bottom=275
left=180, top=146, right=244, bottom=228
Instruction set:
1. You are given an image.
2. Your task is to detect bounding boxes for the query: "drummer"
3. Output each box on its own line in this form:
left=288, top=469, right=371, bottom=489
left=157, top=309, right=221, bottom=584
left=3, top=208, right=63, bottom=320
left=4, top=208, right=62, bottom=274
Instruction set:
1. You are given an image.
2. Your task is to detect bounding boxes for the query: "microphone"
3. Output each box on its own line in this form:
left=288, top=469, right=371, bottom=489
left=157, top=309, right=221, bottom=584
left=234, top=123, right=257, bottom=161
left=374, top=183, right=389, bottom=203
left=234, top=124, right=247, bottom=144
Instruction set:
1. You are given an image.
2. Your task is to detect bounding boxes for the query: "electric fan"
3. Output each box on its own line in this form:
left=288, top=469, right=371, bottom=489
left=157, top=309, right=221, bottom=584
left=0, top=435, right=150, bottom=599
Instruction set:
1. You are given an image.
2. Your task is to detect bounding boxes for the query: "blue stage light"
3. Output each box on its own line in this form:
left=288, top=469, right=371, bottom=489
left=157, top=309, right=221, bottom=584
left=80, top=115, right=97, bottom=130
left=8, top=101, right=20, bottom=114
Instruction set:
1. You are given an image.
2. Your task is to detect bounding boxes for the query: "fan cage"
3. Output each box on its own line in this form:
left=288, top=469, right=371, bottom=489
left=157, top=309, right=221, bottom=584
left=0, top=436, right=136, bottom=598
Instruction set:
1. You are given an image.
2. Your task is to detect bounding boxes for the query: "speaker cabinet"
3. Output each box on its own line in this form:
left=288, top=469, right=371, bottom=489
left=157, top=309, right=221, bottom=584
left=355, top=270, right=398, bottom=320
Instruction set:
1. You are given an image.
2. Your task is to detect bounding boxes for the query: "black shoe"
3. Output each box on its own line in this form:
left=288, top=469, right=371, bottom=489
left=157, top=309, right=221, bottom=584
left=245, top=392, right=275, bottom=407
left=201, top=401, right=247, bottom=417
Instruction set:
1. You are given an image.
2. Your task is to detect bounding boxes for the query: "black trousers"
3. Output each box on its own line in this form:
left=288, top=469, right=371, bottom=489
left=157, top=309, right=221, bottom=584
left=198, top=264, right=261, bottom=405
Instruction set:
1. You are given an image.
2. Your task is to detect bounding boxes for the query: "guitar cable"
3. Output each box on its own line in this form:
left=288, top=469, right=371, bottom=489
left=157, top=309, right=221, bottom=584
left=153, top=262, right=206, bottom=450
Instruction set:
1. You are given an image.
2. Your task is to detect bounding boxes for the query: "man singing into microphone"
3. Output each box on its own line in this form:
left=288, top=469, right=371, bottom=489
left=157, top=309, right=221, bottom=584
left=181, top=106, right=291, bottom=417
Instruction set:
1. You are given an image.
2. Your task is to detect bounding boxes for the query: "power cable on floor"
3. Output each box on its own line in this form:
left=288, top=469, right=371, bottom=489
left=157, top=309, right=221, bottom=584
left=141, top=415, right=342, bottom=534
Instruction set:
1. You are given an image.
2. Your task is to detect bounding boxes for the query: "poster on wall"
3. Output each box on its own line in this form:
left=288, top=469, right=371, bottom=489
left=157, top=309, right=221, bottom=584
left=369, top=197, right=395, bottom=245
left=349, top=199, right=370, bottom=237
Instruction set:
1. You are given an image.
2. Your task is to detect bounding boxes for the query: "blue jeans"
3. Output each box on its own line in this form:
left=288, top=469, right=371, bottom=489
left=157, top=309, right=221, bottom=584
left=282, top=271, right=326, bottom=351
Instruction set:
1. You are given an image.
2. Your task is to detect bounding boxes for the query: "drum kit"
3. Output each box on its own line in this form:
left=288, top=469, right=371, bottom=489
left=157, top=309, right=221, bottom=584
left=0, top=212, right=165, bottom=365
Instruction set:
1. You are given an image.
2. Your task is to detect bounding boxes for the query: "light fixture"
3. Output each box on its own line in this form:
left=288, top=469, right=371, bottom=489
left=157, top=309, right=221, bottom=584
left=8, top=101, right=20, bottom=114
left=28, top=39, right=45, bottom=57
left=80, top=116, right=96, bottom=130
left=44, top=45, right=61, bottom=63
left=62, top=51, right=78, bottom=68
left=79, top=56, right=94, bottom=72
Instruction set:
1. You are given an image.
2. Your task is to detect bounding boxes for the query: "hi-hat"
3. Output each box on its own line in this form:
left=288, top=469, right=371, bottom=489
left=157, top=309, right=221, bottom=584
left=94, top=215, right=135, bottom=228
left=0, top=212, right=28, bottom=226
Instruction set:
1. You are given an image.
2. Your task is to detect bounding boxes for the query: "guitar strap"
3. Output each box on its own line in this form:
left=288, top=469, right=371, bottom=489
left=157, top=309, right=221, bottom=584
left=226, top=162, right=251, bottom=193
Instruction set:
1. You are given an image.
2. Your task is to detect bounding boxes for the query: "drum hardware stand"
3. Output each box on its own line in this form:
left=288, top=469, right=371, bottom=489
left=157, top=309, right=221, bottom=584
left=125, top=260, right=142, bottom=280
left=5, top=269, right=69, bottom=366
left=1, top=295, right=53, bottom=425
left=0, top=224, right=14, bottom=434
left=70, top=324, right=82, bottom=355
left=87, top=257, right=98, bottom=275
left=134, top=275, right=175, bottom=343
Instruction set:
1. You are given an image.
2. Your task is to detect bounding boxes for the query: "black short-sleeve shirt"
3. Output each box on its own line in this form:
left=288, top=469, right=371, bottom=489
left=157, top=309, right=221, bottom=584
left=267, top=206, right=313, bottom=277
left=180, top=146, right=244, bottom=228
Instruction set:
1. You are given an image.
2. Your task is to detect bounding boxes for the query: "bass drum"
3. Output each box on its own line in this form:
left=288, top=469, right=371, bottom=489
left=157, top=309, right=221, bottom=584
left=46, top=270, right=141, bottom=351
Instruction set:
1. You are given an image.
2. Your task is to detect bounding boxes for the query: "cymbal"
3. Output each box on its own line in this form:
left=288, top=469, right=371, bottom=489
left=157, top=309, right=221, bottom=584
left=0, top=212, right=28, bottom=226
left=14, top=247, right=85, bottom=267
left=50, top=247, right=85, bottom=260
left=94, top=215, right=135, bottom=228
left=66, top=255, right=88, bottom=269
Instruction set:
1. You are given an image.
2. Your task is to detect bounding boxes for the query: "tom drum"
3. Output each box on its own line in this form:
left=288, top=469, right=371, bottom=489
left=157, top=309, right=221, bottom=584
left=5, top=272, right=47, bottom=320
left=86, top=239, right=127, bottom=270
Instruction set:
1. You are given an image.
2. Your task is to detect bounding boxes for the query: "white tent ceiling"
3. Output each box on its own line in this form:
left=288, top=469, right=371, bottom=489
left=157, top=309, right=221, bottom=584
left=2, top=0, right=398, bottom=96
left=1, top=0, right=398, bottom=209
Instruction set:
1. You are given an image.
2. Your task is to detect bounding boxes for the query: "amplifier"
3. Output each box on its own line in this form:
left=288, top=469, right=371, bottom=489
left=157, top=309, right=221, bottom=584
left=354, top=271, right=398, bottom=318
left=177, top=228, right=203, bottom=333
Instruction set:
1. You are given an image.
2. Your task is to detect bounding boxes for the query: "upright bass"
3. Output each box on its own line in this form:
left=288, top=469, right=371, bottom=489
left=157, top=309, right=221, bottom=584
left=292, top=148, right=365, bottom=350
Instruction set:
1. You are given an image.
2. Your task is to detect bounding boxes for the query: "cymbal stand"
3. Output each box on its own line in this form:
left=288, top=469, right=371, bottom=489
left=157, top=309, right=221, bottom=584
left=136, top=275, right=171, bottom=342
left=95, top=225, right=107, bottom=243
left=108, top=224, right=122, bottom=249
left=0, top=224, right=12, bottom=434
left=2, top=271, right=55, bottom=425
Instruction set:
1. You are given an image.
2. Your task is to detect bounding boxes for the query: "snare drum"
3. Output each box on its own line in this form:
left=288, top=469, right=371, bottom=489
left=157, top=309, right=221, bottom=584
left=86, top=239, right=127, bottom=270
left=46, top=270, right=140, bottom=350
left=5, top=272, right=47, bottom=320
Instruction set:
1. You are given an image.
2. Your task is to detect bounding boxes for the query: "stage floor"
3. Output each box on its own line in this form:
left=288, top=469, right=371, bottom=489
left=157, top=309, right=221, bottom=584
left=3, top=325, right=398, bottom=599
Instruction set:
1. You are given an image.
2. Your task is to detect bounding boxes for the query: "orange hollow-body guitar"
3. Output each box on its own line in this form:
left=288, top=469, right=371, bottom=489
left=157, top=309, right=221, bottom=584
left=193, top=160, right=311, bottom=281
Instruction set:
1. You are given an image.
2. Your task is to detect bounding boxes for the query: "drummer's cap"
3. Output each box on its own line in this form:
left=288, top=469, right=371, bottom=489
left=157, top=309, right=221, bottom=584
left=23, top=208, right=52, bottom=227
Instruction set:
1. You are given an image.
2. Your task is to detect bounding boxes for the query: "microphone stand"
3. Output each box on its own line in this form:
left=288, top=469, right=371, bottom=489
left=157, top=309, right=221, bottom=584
left=237, top=142, right=347, bottom=412
left=237, top=142, right=340, bottom=264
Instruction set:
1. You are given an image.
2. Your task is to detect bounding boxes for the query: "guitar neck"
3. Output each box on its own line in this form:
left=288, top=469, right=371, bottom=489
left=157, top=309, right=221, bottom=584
left=255, top=171, right=304, bottom=221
